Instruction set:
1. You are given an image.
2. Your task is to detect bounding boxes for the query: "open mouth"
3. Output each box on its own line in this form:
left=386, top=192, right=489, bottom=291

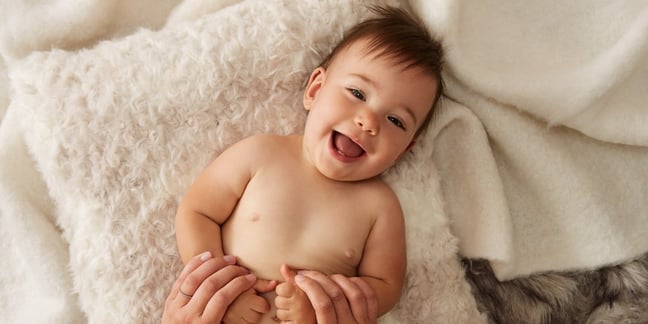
left=331, top=131, right=365, bottom=159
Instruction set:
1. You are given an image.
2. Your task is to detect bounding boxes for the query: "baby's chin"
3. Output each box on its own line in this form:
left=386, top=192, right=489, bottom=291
left=314, top=165, right=382, bottom=182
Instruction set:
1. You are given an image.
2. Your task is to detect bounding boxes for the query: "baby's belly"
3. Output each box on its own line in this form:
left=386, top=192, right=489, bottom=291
left=222, top=206, right=368, bottom=323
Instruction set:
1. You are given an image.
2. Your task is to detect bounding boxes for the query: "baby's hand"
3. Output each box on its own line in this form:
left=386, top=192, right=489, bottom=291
left=274, top=264, right=316, bottom=324
left=222, top=279, right=277, bottom=323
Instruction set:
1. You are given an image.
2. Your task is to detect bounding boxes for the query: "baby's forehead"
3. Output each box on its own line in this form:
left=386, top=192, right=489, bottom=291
left=332, top=37, right=388, bottom=61
left=329, top=39, right=435, bottom=80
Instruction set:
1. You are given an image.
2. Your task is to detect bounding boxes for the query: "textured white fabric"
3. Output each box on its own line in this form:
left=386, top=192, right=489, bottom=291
left=411, top=0, right=648, bottom=279
left=0, top=108, right=84, bottom=324
left=0, top=0, right=181, bottom=62
left=1, top=0, right=483, bottom=322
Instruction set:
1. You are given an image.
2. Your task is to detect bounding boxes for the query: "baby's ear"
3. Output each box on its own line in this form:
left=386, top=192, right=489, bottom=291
left=303, top=67, right=326, bottom=111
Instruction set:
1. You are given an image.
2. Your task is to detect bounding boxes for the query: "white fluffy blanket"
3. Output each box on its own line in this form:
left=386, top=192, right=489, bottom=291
left=412, top=0, right=648, bottom=280
left=0, top=0, right=483, bottom=323
left=2, top=0, right=647, bottom=322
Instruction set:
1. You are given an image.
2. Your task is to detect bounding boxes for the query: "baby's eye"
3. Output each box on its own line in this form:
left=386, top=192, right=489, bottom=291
left=348, top=88, right=366, bottom=101
left=388, top=116, right=406, bottom=130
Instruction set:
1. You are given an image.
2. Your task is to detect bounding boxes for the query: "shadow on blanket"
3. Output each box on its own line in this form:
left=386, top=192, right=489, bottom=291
left=464, top=253, right=648, bottom=324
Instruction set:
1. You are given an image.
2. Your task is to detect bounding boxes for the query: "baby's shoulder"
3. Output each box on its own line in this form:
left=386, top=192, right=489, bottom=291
left=231, top=134, right=294, bottom=153
left=356, top=178, right=402, bottom=212
left=371, top=181, right=405, bottom=225
left=225, top=134, right=302, bottom=170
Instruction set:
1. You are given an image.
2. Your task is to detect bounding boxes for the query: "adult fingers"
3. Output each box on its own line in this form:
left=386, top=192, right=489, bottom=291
left=293, top=274, right=338, bottom=324
left=200, top=272, right=257, bottom=322
left=187, top=262, right=251, bottom=314
left=170, top=252, right=220, bottom=304
left=295, top=271, right=358, bottom=324
left=330, top=275, right=377, bottom=324
left=329, top=275, right=367, bottom=323
left=163, top=252, right=236, bottom=323
left=349, top=277, right=377, bottom=324
left=179, top=254, right=239, bottom=297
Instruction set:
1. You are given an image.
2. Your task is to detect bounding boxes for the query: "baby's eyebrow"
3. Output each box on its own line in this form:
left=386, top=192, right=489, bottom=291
left=349, top=73, right=376, bottom=88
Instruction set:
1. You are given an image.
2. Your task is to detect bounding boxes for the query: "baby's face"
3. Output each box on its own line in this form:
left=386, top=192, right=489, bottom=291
left=302, top=39, right=438, bottom=181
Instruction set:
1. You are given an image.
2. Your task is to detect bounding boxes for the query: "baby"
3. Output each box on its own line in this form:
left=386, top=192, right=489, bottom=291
left=175, top=5, right=443, bottom=323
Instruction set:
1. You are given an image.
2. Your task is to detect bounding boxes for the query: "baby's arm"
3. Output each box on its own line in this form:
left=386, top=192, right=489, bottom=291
left=175, top=136, right=278, bottom=323
left=355, top=187, right=407, bottom=316
left=175, top=137, right=255, bottom=263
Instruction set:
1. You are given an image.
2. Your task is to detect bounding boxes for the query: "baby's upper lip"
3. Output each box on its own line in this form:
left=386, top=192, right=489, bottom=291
left=336, top=130, right=367, bottom=152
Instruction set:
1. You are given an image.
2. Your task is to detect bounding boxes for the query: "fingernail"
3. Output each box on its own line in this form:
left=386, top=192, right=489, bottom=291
left=244, top=274, right=256, bottom=282
left=199, top=251, right=212, bottom=261
left=295, top=274, right=305, bottom=283
left=223, top=255, right=236, bottom=264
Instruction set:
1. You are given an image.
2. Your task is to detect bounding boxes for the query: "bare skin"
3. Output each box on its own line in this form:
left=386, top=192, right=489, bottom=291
left=161, top=252, right=379, bottom=324
left=175, top=38, right=438, bottom=323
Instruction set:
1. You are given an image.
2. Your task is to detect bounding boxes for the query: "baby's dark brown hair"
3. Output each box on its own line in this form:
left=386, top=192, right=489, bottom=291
left=319, top=5, right=444, bottom=138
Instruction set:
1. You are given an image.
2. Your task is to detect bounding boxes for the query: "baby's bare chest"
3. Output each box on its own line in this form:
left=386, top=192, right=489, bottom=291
left=221, top=167, right=378, bottom=279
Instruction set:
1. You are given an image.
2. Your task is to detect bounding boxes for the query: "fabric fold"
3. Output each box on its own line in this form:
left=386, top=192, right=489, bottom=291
left=434, top=75, right=648, bottom=280
left=430, top=98, right=514, bottom=267
left=0, top=107, right=84, bottom=323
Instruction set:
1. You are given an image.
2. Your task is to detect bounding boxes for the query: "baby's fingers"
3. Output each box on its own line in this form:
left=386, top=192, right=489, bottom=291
left=274, top=294, right=291, bottom=310
left=280, top=264, right=299, bottom=283
left=247, top=293, right=272, bottom=314
left=275, top=281, right=296, bottom=298
left=254, top=278, right=278, bottom=293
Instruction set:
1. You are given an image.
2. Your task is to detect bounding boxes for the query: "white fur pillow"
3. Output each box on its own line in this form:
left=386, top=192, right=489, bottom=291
left=9, top=0, right=482, bottom=322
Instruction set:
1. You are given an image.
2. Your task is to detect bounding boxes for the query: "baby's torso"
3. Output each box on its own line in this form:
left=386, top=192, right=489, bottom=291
left=220, top=135, right=390, bottom=323
left=222, top=157, right=376, bottom=281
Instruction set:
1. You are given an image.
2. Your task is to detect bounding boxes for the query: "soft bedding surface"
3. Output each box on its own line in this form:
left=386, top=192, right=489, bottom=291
left=2, top=0, right=648, bottom=323
left=412, top=0, right=648, bottom=280
left=0, top=0, right=482, bottom=323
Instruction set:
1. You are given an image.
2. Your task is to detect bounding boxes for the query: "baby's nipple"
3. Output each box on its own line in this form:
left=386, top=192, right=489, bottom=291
left=249, top=212, right=260, bottom=222
left=344, top=249, right=355, bottom=259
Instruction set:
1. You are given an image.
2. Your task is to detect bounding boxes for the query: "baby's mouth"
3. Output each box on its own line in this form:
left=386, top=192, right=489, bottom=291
left=332, top=131, right=365, bottom=158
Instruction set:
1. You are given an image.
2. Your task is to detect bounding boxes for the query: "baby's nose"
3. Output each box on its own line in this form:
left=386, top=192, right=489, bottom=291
left=354, top=109, right=379, bottom=135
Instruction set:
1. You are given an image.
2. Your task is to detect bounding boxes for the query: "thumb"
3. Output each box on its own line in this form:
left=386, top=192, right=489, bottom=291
left=280, top=264, right=298, bottom=284
left=254, top=278, right=278, bottom=293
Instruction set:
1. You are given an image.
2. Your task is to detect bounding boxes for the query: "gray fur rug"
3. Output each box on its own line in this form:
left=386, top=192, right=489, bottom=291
left=463, top=253, right=648, bottom=324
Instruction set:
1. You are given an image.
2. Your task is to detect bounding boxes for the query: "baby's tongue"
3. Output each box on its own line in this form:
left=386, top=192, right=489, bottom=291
left=334, top=132, right=364, bottom=158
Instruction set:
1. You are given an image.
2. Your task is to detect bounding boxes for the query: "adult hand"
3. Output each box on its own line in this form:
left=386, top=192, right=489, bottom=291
left=294, top=270, right=378, bottom=324
left=162, top=252, right=256, bottom=324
